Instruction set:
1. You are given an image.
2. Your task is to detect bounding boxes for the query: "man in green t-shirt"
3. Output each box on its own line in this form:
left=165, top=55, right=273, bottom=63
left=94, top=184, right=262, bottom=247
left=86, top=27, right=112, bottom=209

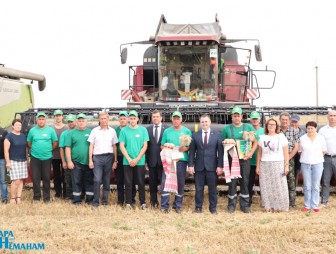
left=119, top=110, right=149, bottom=210
left=247, top=111, right=264, bottom=207
left=65, top=113, right=93, bottom=205
left=114, top=111, right=136, bottom=206
left=160, top=111, right=192, bottom=213
left=222, top=106, right=258, bottom=213
left=27, top=112, right=58, bottom=203
left=59, top=114, right=76, bottom=200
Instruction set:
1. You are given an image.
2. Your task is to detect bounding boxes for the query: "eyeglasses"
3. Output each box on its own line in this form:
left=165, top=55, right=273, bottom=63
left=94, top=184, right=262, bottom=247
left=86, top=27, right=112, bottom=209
left=268, top=124, right=276, bottom=126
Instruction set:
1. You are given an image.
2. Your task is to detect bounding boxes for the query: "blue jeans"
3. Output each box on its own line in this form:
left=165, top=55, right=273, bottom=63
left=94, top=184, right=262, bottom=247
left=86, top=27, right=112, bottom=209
left=301, top=163, right=323, bottom=209
left=0, top=159, right=8, bottom=201
left=161, top=161, right=187, bottom=210
left=92, top=154, right=113, bottom=206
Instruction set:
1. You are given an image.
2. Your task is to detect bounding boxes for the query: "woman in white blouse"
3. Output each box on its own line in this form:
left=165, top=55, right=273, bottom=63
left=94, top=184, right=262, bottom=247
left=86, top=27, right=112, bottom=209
left=256, top=118, right=289, bottom=212
left=299, top=121, right=327, bottom=213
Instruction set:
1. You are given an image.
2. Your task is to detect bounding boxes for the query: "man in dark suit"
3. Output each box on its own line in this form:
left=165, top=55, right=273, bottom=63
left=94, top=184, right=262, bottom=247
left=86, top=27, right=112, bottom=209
left=188, top=114, right=224, bottom=214
left=146, top=110, right=169, bottom=208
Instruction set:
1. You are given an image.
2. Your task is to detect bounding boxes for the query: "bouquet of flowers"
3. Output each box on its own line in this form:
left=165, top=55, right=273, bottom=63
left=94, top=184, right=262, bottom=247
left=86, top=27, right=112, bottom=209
left=242, top=131, right=255, bottom=157
left=179, top=134, right=192, bottom=147
left=243, top=131, right=255, bottom=142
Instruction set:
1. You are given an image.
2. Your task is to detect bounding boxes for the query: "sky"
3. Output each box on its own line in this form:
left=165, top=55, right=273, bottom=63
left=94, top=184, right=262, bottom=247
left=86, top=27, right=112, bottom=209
left=1, top=0, right=335, bottom=108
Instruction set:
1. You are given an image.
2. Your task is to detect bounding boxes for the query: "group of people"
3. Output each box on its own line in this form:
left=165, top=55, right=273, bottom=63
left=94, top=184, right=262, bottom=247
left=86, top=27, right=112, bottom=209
left=0, top=107, right=335, bottom=214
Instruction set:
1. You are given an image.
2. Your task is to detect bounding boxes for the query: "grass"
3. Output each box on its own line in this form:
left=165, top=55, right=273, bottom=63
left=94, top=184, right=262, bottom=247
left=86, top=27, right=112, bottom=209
left=1, top=189, right=336, bottom=254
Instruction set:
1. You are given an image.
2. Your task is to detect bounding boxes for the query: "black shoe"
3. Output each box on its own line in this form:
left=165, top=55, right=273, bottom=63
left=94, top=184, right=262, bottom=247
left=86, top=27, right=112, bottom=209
left=242, top=207, right=251, bottom=214
left=228, top=207, right=235, bottom=214
left=194, top=208, right=202, bottom=213
left=1, top=199, right=8, bottom=204
left=150, top=202, right=159, bottom=208
left=161, top=208, right=169, bottom=213
left=174, top=208, right=182, bottom=214
left=210, top=210, right=217, bottom=214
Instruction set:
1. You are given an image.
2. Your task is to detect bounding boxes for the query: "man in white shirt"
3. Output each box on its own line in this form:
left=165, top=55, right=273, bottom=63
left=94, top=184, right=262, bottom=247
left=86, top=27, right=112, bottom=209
left=88, top=111, right=118, bottom=207
left=319, top=110, right=336, bottom=206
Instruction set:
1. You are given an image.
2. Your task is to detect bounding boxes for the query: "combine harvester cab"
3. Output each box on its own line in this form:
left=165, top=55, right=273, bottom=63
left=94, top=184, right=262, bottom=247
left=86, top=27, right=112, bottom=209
left=0, top=64, right=46, bottom=130
left=120, top=14, right=276, bottom=126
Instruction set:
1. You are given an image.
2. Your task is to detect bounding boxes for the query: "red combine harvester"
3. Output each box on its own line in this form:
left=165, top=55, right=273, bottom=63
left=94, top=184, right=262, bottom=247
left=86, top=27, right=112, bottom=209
left=119, top=14, right=275, bottom=126
left=15, top=15, right=335, bottom=187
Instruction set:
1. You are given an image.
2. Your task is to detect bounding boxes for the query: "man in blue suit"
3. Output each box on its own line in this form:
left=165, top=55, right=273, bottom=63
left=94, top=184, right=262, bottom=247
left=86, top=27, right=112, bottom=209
left=146, top=110, right=169, bottom=208
left=188, top=114, right=224, bottom=214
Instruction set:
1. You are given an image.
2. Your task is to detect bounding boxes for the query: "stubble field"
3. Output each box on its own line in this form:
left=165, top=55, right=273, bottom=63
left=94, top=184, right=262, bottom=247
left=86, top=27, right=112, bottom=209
left=1, top=187, right=336, bottom=254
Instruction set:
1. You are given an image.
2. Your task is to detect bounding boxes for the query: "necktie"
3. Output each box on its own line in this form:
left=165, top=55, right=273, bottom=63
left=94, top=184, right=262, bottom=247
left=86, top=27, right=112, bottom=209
left=204, top=132, right=208, bottom=146
left=154, top=125, right=159, bottom=143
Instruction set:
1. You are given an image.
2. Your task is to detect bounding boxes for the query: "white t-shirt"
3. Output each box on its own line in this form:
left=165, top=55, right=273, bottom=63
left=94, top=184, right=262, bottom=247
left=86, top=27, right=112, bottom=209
left=258, top=133, right=288, bottom=162
left=318, top=125, right=336, bottom=156
left=299, top=134, right=327, bottom=164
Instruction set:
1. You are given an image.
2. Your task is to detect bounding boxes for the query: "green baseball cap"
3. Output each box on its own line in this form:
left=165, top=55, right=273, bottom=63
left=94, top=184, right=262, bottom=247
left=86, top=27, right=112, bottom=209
left=249, top=111, right=261, bottom=119
left=128, top=110, right=138, bottom=117
left=36, top=112, right=47, bottom=118
left=76, top=113, right=87, bottom=119
left=66, top=114, right=76, bottom=122
left=53, top=109, right=64, bottom=115
left=231, top=106, right=242, bottom=115
left=172, top=111, right=182, bottom=118
left=119, top=111, right=129, bottom=117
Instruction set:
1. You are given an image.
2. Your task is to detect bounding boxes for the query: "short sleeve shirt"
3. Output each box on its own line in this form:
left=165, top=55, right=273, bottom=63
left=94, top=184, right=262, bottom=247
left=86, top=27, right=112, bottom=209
left=258, top=133, right=288, bottom=162
left=280, top=127, right=299, bottom=153
left=161, top=126, right=192, bottom=162
left=87, top=126, right=118, bottom=155
left=65, top=128, right=91, bottom=165
left=6, top=132, right=27, bottom=161
left=222, top=123, right=255, bottom=140
left=119, top=126, right=149, bottom=166
left=27, top=126, right=58, bottom=160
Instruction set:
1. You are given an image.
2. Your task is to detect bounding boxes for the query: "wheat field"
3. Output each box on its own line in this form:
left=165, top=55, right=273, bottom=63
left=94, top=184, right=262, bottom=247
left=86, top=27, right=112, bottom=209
left=1, top=187, right=336, bottom=254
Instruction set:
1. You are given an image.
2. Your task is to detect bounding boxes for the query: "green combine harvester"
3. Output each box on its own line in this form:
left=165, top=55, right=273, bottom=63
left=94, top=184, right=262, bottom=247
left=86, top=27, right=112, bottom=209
left=0, top=64, right=46, bottom=129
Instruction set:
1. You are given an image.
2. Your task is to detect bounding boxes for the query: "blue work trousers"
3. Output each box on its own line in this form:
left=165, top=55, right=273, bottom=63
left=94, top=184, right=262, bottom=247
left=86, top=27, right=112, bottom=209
left=71, top=162, right=94, bottom=204
left=161, top=161, right=187, bottom=210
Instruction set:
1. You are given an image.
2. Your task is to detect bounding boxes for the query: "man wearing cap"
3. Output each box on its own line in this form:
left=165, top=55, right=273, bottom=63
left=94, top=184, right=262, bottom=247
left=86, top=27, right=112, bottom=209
left=119, top=110, right=149, bottom=210
left=248, top=111, right=264, bottom=207
left=222, top=106, right=257, bottom=213
left=27, top=112, right=58, bottom=203
left=88, top=111, right=118, bottom=207
left=51, top=109, right=68, bottom=199
left=65, top=113, right=94, bottom=205
left=146, top=110, right=169, bottom=208
left=279, top=112, right=300, bottom=208
left=114, top=111, right=136, bottom=206
left=188, top=114, right=224, bottom=214
left=59, top=114, right=76, bottom=201
left=160, top=111, right=192, bottom=213
left=290, top=114, right=306, bottom=185
left=319, top=110, right=336, bottom=207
